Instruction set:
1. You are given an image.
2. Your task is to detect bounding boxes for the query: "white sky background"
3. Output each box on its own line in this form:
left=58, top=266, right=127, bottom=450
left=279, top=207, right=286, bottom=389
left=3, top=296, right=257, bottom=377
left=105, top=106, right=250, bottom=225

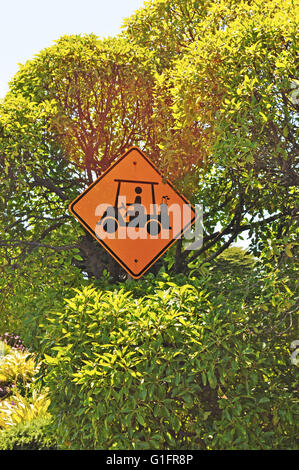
left=0, top=0, right=145, bottom=96
left=0, top=0, right=250, bottom=249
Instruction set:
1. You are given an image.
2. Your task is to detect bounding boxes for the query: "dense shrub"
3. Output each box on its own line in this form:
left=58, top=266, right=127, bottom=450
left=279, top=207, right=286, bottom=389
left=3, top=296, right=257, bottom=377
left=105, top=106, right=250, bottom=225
left=0, top=280, right=79, bottom=353
left=0, top=333, right=25, bottom=352
left=0, top=349, right=37, bottom=385
left=0, top=390, right=51, bottom=428
left=0, top=340, right=12, bottom=357
left=0, top=416, right=57, bottom=450
left=41, top=282, right=298, bottom=450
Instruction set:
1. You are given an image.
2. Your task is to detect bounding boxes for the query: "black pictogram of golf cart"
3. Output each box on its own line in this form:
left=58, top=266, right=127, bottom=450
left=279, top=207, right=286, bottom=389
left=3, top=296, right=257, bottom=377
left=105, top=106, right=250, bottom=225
left=97, top=179, right=170, bottom=236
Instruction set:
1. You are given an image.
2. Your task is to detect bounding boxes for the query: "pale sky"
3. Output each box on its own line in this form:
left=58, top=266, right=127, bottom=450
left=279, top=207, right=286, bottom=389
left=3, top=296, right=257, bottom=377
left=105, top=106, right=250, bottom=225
left=0, top=0, right=145, bottom=97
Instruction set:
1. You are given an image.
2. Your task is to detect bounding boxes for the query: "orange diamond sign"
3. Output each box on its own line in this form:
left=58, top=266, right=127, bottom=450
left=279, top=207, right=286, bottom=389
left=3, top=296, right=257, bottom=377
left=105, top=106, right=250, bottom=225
left=69, top=147, right=196, bottom=278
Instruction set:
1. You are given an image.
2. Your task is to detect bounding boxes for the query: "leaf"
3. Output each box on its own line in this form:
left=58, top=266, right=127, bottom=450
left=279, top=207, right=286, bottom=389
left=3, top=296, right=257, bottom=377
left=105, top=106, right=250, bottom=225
left=207, top=370, right=217, bottom=389
left=43, top=354, right=58, bottom=365
left=285, top=244, right=293, bottom=257
left=259, top=111, right=268, bottom=122
left=136, top=413, right=146, bottom=427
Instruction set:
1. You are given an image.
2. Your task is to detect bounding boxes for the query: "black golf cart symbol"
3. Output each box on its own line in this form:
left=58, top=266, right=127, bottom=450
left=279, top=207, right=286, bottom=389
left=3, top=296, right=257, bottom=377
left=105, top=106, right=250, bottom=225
left=98, top=179, right=170, bottom=236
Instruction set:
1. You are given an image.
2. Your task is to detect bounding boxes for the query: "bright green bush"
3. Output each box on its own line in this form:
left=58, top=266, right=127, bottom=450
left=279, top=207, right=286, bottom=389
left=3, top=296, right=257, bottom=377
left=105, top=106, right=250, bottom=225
left=0, top=416, right=57, bottom=450
left=0, top=349, right=38, bottom=385
left=0, top=340, right=12, bottom=357
left=0, top=389, right=51, bottom=428
left=41, top=283, right=298, bottom=450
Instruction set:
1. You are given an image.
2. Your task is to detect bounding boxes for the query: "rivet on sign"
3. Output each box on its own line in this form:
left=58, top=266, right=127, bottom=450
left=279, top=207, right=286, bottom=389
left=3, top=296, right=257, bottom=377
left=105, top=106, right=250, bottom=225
left=134, top=259, right=138, bottom=263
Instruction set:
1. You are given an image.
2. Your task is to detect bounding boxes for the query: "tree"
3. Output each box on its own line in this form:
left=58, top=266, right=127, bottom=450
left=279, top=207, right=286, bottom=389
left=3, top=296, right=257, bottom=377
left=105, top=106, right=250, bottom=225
left=124, top=0, right=298, bottom=269
left=0, top=3, right=297, bottom=448
left=0, top=0, right=298, bottom=286
left=0, top=35, right=159, bottom=282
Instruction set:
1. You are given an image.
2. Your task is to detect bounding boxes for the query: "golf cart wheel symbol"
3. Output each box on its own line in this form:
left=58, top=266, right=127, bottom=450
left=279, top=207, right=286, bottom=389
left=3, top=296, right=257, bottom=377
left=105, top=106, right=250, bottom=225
left=99, top=179, right=170, bottom=235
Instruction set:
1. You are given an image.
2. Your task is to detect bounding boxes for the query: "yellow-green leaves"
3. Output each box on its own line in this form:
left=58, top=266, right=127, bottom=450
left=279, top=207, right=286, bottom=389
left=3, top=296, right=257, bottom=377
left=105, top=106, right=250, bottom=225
left=39, top=265, right=298, bottom=449
left=0, top=349, right=38, bottom=385
left=0, top=390, right=50, bottom=428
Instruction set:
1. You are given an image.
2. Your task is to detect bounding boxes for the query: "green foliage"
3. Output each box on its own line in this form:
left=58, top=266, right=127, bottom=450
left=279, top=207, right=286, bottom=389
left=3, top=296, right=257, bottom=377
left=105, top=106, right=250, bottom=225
left=0, top=416, right=57, bottom=450
left=0, top=0, right=297, bottom=284
left=41, top=280, right=298, bottom=450
left=0, top=333, right=25, bottom=351
left=0, top=340, right=12, bottom=356
left=213, top=247, right=256, bottom=274
left=0, top=349, right=37, bottom=386
left=0, top=389, right=51, bottom=428
left=124, top=0, right=298, bottom=264
left=0, top=0, right=297, bottom=452
left=8, top=35, right=155, bottom=174
left=0, top=341, right=52, bottom=442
